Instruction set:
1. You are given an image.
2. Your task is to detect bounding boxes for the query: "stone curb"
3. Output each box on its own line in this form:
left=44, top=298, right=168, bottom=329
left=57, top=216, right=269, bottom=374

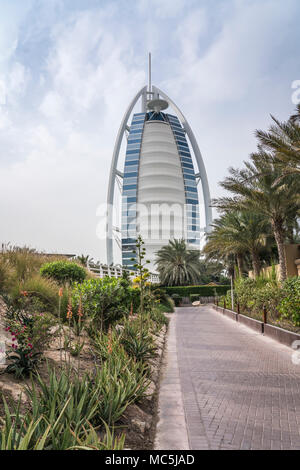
left=154, top=313, right=190, bottom=450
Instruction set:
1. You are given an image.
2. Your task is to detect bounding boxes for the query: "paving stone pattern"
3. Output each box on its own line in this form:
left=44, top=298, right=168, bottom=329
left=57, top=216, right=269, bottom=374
left=176, top=306, right=300, bottom=450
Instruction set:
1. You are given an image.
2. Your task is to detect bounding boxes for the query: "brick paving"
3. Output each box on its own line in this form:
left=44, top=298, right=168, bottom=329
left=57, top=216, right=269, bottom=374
left=176, top=306, right=300, bottom=450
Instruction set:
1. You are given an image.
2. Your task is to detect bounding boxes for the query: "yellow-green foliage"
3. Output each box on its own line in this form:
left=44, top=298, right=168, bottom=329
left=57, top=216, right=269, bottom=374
left=10, top=275, right=60, bottom=313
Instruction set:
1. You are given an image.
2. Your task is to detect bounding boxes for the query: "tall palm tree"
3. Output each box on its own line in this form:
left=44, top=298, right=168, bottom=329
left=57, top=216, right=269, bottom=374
left=155, top=239, right=202, bottom=286
left=203, top=210, right=270, bottom=278
left=256, top=103, right=300, bottom=181
left=215, top=154, right=300, bottom=282
left=76, top=254, right=90, bottom=266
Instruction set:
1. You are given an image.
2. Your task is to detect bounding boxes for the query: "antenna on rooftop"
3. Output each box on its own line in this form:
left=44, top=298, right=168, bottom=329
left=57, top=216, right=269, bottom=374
left=148, top=52, right=152, bottom=96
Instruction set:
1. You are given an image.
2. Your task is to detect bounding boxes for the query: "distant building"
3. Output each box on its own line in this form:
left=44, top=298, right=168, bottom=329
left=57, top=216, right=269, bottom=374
left=107, top=57, right=212, bottom=272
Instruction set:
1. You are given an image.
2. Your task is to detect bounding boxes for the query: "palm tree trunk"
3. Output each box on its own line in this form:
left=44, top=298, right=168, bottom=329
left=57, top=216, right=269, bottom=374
left=272, top=220, right=287, bottom=282
left=236, top=254, right=243, bottom=277
left=251, top=250, right=261, bottom=278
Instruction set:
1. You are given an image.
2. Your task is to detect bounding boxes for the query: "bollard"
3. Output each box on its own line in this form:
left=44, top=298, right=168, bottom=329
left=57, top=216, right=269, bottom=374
left=263, top=306, right=267, bottom=324
left=237, top=302, right=240, bottom=315
left=223, top=299, right=226, bottom=312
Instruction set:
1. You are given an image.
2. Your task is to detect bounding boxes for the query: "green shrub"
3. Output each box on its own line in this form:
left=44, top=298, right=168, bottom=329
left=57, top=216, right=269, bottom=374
left=40, top=261, right=86, bottom=284
left=4, top=298, right=57, bottom=378
left=190, top=294, right=200, bottom=302
left=234, top=277, right=283, bottom=321
left=159, top=296, right=174, bottom=313
left=164, top=285, right=230, bottom=298
left=72, top=277, right=127, bottom=331
left=10, top=275, right=59, bottom=313
left=150, top=306, right=170, bottom=326
left=171, top=293, right=181, bottom=306
left=279, top=277, right=300, bottom=326
left=121, top=329, right=156, bottom=363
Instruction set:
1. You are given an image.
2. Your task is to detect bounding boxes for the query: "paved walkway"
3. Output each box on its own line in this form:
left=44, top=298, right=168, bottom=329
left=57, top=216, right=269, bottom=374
left=156, top=306, right=300, bottom=450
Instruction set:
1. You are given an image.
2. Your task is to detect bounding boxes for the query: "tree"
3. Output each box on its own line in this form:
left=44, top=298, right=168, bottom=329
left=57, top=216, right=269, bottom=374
left=256, top=103, right=300, bottom=182
left=215, top=153, right=300, bottom=282
left=76, top=254, right=90, bottom=266
left=203, top=210, right=270, bottom=278
left=155, top=239, right=202, bottom=286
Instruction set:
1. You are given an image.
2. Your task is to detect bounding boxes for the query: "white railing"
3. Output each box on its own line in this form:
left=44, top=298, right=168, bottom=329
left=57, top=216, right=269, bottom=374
left=87, top=261, right=160, bottom=284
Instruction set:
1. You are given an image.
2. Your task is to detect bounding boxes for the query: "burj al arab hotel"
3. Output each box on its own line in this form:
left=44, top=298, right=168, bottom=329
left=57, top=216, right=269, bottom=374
left=107, top=57, right=212, bottom=273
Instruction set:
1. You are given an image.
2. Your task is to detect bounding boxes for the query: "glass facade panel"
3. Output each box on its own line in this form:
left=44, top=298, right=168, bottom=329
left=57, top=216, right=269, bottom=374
left=167, top=113, right=200, bottom=246
left=123, top=184, right=137, bottom=191
left=128, top=138, right=142, bottom=144
left=124, top=165, right=138, bottom=172
left=124, top=171, right=138, bottom=178
left=122, top=113, right=146, bottom=267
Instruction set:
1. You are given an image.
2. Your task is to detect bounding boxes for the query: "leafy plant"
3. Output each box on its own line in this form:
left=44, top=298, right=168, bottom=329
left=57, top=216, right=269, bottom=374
left=279, top=277, right=300, bottom=325
left=5, top=349, right=42, bottom=379
left=121, top=327, right=156, bottom=362
left=9, top=275, right=59, bottom=314
left=171, top=293, right=181, bottom=306
left=72, top=277, right=127, bottom=331
left=40, top=261, right=86, bottom=284
left=0, top=392, right=125, bottom=450
left=164, top=285, right=230, bottom=297
left=4, top=296, right=57, bottom=378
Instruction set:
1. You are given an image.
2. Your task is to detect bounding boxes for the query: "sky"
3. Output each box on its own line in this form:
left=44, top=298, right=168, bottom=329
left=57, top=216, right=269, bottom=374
left=0, top=0, right=300, bottom=263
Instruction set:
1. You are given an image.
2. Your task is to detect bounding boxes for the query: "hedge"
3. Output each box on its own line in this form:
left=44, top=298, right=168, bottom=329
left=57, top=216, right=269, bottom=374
left=40, top=261, right=86, bottom=284
left=163, top=285, right=230, bottom=298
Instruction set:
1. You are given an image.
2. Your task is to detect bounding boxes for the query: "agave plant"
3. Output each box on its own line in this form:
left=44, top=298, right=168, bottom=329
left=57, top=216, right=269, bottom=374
left=121, top=330, right=156, bottom=362
left=0, top=395, right=125, bottom=450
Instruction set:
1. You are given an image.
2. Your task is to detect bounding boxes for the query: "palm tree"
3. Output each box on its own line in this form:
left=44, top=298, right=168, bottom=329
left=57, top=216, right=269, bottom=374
left=256, top=103, right=300, bottom=181
left=203, top=210, right=270, bottom=278
left=215, top=153, right=300, bottom=282
left=76, top=254, right=90, bottom=266
left=155, top=239, right=202, bottom=286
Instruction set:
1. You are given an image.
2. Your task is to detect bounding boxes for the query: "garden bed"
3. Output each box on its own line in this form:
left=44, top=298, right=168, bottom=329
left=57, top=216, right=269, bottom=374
left=0, top=294, right=169, bottom=450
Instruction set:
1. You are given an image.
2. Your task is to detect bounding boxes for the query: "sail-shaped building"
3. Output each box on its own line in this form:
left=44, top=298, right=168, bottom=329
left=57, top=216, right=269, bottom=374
left=107, top=65, right=212, bottom=273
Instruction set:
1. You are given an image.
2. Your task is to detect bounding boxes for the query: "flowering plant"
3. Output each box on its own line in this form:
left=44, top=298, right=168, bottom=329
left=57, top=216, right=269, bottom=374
left=4, top=294, right=56, bottom=378
left=5, top=318, right=42, bottom=378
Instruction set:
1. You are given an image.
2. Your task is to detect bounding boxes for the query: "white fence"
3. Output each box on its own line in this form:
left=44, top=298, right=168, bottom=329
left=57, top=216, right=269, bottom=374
left=87, top=261, right=160, bottom=284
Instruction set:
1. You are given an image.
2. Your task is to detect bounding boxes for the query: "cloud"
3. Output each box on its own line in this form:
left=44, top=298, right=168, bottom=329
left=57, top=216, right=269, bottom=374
left=0, top=3, right=146, bottom=260
left=0, top=0, right=300, bottom=261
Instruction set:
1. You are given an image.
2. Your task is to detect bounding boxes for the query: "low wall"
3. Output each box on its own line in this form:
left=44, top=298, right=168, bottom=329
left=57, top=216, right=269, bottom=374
left=212, top=305, right=300, bottom=349
left=238, top=314, right=264, bottom=334
left=264, top=324, right=300, bottom=348
left=224, top=309, right=238, bottom=322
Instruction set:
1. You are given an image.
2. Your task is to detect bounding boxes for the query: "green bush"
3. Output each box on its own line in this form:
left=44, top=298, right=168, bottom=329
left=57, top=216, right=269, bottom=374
left=150, top=306, right=170, bottom=326
left=279, top=277, right=300, bottom=326
left=171, top=293, right=181, bottom=306
left=10, top=275, right=59, bottom=313
left=40, top=261, right=86, bottom=284
left=160, top=296, right=175, bottom=313
left=164, top=285, right=230, bottom=298
left=190, top=294, right=200, bottom=302
left=72, top=277, right=128, bottom=331
left=234, top=277, right=283, bottom=321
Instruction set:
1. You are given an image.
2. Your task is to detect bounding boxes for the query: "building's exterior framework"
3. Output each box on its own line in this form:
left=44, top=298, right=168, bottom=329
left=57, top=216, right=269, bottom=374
left=106, top=85, right=212, bottom=271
